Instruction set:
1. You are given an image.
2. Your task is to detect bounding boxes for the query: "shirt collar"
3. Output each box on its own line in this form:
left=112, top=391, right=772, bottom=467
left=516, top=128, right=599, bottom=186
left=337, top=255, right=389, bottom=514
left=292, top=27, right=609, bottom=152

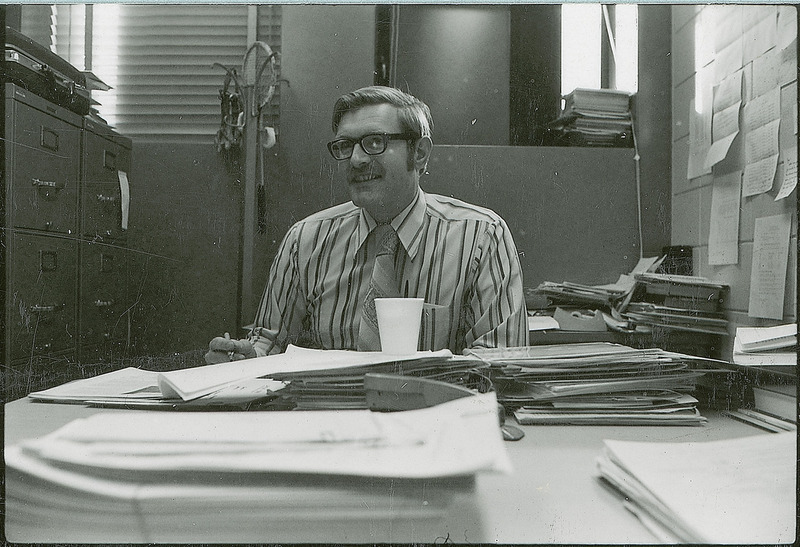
left=357, top=187, right=426, bottom=258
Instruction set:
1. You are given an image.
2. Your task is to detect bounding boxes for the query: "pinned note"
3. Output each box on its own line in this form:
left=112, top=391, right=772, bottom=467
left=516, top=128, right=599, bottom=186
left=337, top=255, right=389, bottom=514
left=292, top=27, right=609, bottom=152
left=118, top=171, right=130, bottom=230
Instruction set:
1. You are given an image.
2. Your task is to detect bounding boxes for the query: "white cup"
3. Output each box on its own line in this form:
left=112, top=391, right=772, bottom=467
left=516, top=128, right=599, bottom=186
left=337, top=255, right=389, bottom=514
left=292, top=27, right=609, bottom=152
left=374, top=298, right=424, bottom=355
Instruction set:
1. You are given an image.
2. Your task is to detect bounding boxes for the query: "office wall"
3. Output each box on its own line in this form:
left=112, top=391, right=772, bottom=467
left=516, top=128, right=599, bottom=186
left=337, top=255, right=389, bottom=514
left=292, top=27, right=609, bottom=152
left=670, top=5, right=797, bottom=358
left=426, top=146, right=641, bottom=288
left=393, top=5, right=511, bottom=146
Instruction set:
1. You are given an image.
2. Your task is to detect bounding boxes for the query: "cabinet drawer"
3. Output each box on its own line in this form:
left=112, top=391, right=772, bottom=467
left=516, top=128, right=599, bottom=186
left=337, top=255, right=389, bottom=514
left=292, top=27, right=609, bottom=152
left=82, top=130, right=130, bottom=240
left=7, top=99, right=80, bottom=234
left=79, top=241, right=129, bottom=347
left=82, top=182, right=127, bottom=241
left=7, top=233, right=78, bottom=360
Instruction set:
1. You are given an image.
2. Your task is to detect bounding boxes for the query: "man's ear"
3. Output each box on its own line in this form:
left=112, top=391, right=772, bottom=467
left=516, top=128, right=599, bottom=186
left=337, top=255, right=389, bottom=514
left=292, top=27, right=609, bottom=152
left=413, top=136, right=433, bottom=173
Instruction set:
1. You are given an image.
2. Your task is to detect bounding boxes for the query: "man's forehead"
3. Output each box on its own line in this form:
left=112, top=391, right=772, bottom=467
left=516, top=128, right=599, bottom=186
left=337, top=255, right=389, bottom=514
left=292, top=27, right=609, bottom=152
left=336, top=104, right=402, bottom=136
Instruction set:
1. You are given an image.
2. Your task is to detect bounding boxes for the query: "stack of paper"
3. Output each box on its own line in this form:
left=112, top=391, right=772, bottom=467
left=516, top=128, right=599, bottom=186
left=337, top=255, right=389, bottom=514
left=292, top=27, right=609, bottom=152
left=548, top=88, right=634, bottom=147
left=732, top=324, right=797, bottom=366
left=5, top=393, right=508, bottom=543
left=625, top=273, right=729, bottom=335
left=28, top=345, right=458, bottom=410
left=466, top=343, right=708, bottom=425
left=279, top=355, right=487, bottom=410
left=596, top=432, right=796, bottom=544
left=28, top=367, right=286, bottom=409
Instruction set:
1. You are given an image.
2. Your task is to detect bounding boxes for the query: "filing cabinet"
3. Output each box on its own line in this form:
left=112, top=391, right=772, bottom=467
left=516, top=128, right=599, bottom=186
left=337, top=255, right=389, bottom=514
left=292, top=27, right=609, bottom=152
left=6, top=232, right=79, bottom=362
left=4, top=83, right=132, bottom=368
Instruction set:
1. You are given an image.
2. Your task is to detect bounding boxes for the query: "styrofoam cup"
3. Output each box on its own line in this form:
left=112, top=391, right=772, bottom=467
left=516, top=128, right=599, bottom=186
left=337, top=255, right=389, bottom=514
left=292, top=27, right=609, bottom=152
left=374, top=298, right=424, bottom=355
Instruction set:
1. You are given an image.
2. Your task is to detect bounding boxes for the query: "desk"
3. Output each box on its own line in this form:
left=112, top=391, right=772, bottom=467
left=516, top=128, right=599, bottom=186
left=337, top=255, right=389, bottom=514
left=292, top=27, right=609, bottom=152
left=4, top=398, right=770, bottom=544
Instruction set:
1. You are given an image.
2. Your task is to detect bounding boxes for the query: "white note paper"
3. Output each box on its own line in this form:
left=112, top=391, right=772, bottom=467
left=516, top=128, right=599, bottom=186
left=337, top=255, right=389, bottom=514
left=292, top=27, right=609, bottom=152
left=118, top=171, right=130, bottom=230
left=751, top=49, right=780, bottom=97
left=708, top=172, right=742, bottom=265
left=688, top=99, right=713, bottom=179
left=742, top=154, right=779, bottom=197
left=775, top=147, right=798, bottom=200
left=748, top=213, right=792, bottom=319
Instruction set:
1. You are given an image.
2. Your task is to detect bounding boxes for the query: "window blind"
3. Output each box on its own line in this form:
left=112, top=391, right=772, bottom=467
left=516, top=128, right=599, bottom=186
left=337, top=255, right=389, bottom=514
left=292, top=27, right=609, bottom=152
left=52, top=4, right=86, bottom=70
left=92, top=4, right=250, bottom=142
left=19, top=5, right=53, bottom=51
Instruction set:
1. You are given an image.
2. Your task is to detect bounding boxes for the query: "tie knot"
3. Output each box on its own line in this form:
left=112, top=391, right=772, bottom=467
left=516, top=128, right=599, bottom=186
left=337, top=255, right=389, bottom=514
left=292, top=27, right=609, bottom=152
left=373, top=224, right=399, bottom=256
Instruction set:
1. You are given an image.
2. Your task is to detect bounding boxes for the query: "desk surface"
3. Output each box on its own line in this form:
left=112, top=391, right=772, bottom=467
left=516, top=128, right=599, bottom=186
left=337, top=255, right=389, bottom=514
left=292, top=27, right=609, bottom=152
left=4, top=397, right=770, bottom=544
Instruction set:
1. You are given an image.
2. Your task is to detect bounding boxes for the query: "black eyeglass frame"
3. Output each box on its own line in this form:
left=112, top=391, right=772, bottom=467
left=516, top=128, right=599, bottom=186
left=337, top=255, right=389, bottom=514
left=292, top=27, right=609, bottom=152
left=327, top=132, right=417, bottom=160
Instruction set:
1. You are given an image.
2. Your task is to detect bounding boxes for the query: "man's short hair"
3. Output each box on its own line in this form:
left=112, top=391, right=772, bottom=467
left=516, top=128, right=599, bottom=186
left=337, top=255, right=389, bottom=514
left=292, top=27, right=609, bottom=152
left=332, top=86, right=433, bottom=140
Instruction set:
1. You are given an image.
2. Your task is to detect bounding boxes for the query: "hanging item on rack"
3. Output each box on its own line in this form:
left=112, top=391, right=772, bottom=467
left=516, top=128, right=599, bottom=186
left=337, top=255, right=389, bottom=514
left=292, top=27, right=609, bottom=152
left=242, top=41, right=278, bottom=151
left=212, top=63, right=245, bottom=153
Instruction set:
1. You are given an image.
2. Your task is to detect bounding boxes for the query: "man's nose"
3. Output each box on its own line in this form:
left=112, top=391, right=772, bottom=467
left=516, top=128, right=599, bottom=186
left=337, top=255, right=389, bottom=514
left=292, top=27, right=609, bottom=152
left=349, top=142, right=371, bottom=167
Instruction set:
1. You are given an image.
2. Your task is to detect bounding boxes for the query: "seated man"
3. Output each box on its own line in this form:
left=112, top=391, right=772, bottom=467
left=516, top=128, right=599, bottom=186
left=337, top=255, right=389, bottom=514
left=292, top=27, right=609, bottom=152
left=206, top=86, right=526, bottom=363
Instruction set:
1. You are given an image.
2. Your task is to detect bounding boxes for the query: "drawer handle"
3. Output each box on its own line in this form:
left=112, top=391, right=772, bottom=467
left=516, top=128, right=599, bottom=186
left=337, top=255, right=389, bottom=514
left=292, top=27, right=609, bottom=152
left=96, top=194, right=118, bottom=204
left=31, top=304, right=65, bottom=313
left=40, top=127, right=59, bottom=151
left=32, top=178, right=65, bottom=190
left=104, top=150, right=117, bottom=170
left=94, top=299, right=115, bottom=308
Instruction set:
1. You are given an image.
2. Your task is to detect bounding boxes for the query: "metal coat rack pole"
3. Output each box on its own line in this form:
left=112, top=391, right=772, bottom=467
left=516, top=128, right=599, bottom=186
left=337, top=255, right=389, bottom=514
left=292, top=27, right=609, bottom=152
left=240, top=6, right=259, bottom=328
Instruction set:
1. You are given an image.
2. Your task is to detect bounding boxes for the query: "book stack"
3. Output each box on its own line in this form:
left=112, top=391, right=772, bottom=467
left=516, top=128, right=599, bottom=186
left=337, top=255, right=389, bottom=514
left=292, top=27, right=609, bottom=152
left=547, top=88, right=633, bottom=147
left=465, top=343, right=708, bottom=425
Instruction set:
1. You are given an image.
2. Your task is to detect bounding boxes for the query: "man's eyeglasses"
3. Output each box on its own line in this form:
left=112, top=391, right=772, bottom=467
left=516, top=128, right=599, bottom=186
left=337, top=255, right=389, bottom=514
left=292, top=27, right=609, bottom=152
left=327, top=133, right=416, bottom=160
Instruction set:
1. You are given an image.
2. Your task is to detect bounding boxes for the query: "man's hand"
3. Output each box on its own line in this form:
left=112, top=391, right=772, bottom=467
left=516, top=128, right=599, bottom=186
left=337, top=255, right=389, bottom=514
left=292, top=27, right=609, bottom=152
left=204, top=333, right=257, bottom=364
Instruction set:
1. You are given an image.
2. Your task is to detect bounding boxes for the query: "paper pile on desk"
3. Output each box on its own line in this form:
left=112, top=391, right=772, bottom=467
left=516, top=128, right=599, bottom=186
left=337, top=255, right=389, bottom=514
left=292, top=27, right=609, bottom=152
left=466, top=343, right=708, bottom=425
left=596, top=432, right=796, bottom=544
left=5, top=392, right=507, bottom=543
left=157, top=345, right=454, bottom=401
left=28, top=367, right=286, bottom=409
left=28, top=345, right=455, bottom=408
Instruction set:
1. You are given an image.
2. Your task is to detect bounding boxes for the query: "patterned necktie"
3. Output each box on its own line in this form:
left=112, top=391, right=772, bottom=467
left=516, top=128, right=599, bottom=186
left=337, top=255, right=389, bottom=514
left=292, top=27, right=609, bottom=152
left=357, top=224, right=401, bottom=351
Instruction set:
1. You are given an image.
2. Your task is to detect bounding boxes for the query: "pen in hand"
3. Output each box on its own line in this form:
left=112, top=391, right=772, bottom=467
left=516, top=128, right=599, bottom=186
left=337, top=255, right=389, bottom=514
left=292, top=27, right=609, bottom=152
left=224, top=332, right=235, bottom=361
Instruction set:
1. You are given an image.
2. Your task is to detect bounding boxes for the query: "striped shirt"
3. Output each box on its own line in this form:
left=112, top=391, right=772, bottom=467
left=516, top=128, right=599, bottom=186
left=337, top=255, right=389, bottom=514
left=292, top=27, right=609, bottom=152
left=249, top=188, right=527, bottom=355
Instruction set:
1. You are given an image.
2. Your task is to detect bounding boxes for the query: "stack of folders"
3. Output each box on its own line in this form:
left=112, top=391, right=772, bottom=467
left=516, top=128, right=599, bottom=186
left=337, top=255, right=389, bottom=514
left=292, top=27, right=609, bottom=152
left=278, top=355, right=488, bottom=410
left=723, top=324, right=797, bottom=431
left=732, top=323, right=797, bottom=367
left=532, top=280, right=631, bottom=309
left=5, top=393, right=509, bottom=543
left=548, top=88, right=633, bottom=147
left=465, top=343, right=707, bottom=425
left=596, top=432, right=796, bottom=544
left=625, top=273, right=729, bottom=335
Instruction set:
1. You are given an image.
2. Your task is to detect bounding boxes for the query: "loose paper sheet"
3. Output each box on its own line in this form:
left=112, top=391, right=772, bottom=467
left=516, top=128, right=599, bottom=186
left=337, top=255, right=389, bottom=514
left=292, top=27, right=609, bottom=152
left=712, top=71, right=743, bottom=112
left=743, top=87, right=780, bottom=131
left=748, top=213, right=792, bottom=319
left=714, top=38, right=743, bottom=84
left=742, top=118, right=781, bottom=197
left=708, top=171, right=742, bottom=265
left=688, top=99, right=712, bottom=179
left=779, top=41, right=797, bottom=85
left=743, top=13, right=777, bottom=63
left=777, top=6, right=797, bottom=50
left=751, top=49, right=780, bottom=98
left=775, top=146, right=798, bottom=200
left=118, top=171, right=130, bottom=230
left=713, top=6, right=743, bottom=55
